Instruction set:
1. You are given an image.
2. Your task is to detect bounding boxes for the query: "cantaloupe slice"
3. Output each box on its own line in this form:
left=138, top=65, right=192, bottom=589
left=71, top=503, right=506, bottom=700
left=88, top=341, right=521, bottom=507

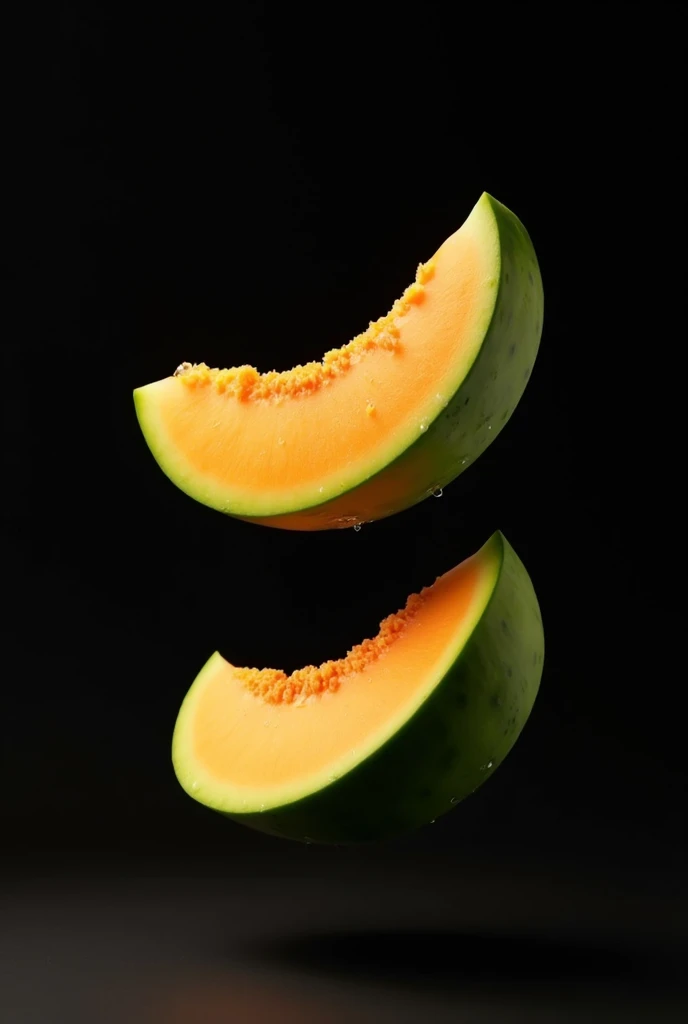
left=135, top=193, right=543, bottom=530
left=172, top=532, right=544, bottom=843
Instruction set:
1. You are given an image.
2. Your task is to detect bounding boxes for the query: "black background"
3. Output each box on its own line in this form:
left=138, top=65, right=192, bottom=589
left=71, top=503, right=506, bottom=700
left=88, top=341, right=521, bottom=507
left=3, top=5, right=686, bottom=1022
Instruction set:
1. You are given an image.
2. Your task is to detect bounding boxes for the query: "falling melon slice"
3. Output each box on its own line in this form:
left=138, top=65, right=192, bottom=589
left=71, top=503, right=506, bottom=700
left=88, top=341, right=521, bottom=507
left=134, top=193, right=543, bottom=530
left=172, top=531, right=544, bottom=843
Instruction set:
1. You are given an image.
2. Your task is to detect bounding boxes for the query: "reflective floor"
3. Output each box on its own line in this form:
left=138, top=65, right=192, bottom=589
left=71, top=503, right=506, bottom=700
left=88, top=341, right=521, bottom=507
left=2, top=857, right=686, bottom=1023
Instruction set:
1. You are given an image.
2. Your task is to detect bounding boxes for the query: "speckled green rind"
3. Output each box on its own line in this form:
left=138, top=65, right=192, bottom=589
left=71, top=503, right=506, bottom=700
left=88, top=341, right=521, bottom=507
left=242, top=195, right=543, bottom=530
left=209, top=532, right=544, bottom=844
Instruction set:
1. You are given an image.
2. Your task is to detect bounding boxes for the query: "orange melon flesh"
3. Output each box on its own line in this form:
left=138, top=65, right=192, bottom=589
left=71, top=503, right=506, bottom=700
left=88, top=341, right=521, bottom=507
left=135, top=193, right=503, bottom=521
left=172, top=540, right=498, bottom=811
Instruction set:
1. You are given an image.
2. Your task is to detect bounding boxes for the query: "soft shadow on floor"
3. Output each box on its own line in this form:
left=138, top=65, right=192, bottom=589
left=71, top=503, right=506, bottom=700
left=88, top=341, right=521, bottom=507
left=244, top=928, right=684, bottom=995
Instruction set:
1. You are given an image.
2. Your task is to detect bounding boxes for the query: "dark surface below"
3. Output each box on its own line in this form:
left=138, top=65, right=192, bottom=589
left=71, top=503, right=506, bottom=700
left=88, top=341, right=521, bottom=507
left=2, top=856, right=686, bottom=1023
left=252, top=928, right=680, bottom=991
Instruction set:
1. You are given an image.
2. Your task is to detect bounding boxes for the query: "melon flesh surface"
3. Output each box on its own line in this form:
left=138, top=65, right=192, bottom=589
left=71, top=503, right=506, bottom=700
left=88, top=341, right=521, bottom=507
left=172, top=531, right=544, bottom=843
left=135, top=193, right=543, bottom=530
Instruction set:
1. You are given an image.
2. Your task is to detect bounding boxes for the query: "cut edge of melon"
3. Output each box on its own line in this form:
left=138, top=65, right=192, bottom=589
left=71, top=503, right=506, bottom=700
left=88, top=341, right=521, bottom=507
left=171, top=532, right=504, bottom=814
left=134, top=192, right=502, bottom=519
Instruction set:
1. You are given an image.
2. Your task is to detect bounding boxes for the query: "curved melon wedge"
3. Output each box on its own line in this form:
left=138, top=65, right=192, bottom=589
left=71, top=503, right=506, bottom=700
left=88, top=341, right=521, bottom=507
left=172, top=531, right=544, bottom=844
left=135, top=193, right=543, bottom=530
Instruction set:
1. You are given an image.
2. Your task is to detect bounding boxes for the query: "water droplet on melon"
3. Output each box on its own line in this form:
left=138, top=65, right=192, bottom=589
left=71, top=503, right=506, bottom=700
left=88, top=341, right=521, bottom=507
left=431, top=486, right=443, bottom=498
left=353, top=523, right=362, bottom=532
left=337, top=516, right=357, bottom=528
left=450, top=796, right=458, bottom=804
left=277, top=437, right=285, bottom=446
left=419, top=422, right=428, bottom=433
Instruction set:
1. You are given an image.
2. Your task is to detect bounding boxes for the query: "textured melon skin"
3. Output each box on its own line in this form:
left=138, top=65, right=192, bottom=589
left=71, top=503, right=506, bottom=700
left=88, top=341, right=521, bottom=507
left=243, top=196, right=543, bottom=530
left=206, top=532, right=544, bottom=844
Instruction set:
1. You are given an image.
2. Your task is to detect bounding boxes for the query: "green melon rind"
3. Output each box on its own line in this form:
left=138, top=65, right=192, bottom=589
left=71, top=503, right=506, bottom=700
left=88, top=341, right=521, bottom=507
left=134, top=193, right=543, bottom=529
left=172, top=531, right=544, bottom=844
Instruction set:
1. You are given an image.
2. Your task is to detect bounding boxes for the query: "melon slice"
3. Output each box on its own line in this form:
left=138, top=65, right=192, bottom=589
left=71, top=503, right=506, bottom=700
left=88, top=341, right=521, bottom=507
left=172, top=531, right=544, bottom=843
left=135, top=193, right=543, bottom=530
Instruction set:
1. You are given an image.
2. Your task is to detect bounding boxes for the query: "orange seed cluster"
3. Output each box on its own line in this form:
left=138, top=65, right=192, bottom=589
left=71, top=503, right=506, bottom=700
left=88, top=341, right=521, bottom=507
left=235, top=589, right=428, bottom=705
left=174, top=260, right=436, bottom=401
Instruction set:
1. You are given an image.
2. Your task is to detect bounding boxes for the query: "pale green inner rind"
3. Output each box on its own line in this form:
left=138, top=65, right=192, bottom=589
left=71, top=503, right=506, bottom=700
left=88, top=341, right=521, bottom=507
left=171, top=534, right=503, bottom=813
left=134, top=193, right=501, bottom=519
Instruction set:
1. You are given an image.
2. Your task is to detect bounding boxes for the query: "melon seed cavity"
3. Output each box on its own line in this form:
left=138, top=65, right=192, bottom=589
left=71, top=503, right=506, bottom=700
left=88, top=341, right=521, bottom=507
left=173, top=260, right=436, bottom=402
left=236, top=588, right=429, bottom=705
